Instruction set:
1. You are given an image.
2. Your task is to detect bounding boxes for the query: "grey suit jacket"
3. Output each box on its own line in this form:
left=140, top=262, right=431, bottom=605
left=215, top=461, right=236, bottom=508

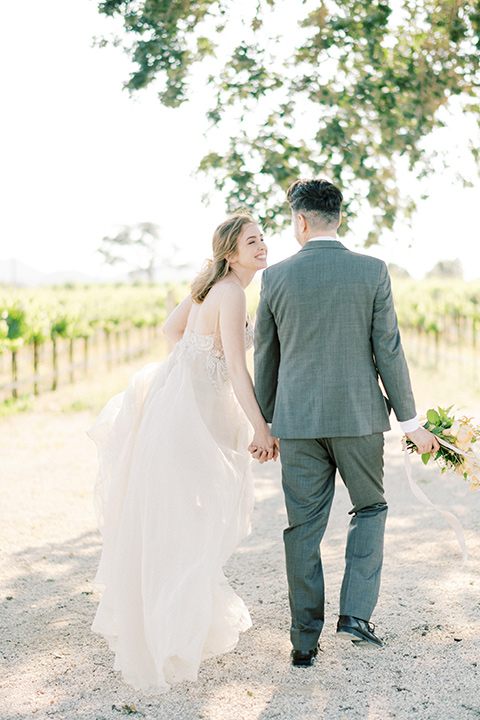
left=254, top=240, right=416, bottom=439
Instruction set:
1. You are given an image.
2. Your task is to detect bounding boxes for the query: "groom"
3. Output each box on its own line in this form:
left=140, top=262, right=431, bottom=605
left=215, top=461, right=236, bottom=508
left=253, top=179, right=439, bottom=666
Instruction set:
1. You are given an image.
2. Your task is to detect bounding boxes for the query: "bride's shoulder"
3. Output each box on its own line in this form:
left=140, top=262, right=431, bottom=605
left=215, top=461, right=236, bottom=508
left=213, top=282, right=247, bottom=322
left=212, top=279, right=245, bottom=301
left=212, top=277, right=244, bottom=289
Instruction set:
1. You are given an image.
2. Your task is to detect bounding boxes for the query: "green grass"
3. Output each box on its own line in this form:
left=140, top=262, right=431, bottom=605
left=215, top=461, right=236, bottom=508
left=0, top=393, right=34, bottom=417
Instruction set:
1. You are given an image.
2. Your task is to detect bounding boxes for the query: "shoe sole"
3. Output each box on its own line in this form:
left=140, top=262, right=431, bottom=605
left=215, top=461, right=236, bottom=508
left=291, top=648, right=319, bottom=667
left=336, top=630, right=382, bottom=647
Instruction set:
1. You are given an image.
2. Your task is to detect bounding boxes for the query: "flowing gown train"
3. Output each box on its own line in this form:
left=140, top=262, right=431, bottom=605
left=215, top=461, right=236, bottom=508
left=87, top=322, right=254, bottom=693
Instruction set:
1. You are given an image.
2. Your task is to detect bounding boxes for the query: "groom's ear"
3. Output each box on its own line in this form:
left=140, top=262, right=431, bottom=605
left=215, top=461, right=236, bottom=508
left=298, top=214, right=308, bottom=233
left=336, top=211, right=342, bottom=229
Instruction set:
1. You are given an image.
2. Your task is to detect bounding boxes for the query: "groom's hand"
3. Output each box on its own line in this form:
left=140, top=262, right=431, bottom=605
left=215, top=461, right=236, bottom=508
left=248, top=433, right=279, bottom=463
left=249, top=445, right=270, bottom=464
left=249, top=444, right=279, bottom=463
left=405, top=427, right=440, bottom=455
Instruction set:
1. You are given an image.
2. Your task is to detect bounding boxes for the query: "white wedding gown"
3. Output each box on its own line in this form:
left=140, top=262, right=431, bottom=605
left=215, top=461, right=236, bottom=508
left=87, top=322, right=254, bottom=694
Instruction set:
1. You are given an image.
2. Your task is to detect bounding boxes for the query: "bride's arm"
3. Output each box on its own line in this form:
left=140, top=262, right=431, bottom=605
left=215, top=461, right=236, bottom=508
left=220, top=284, right=277, bottom=461
left=162, top=296, right=192, bottom=345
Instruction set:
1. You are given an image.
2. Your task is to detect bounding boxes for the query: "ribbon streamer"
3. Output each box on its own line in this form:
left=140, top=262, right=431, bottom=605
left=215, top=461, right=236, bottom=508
left=435, top=435, right=478, bottom=460
left=402, top=438, right=468, bottom=565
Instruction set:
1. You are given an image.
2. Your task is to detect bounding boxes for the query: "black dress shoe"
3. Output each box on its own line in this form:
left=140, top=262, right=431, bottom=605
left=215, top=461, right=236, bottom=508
left=291, top=645, right=319, bottom=667
left=336, top=615, right=383, bottom=647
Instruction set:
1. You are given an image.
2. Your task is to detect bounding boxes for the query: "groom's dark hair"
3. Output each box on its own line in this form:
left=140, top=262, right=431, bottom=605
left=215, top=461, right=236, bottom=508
left=286, top=179, right=343, bottom=226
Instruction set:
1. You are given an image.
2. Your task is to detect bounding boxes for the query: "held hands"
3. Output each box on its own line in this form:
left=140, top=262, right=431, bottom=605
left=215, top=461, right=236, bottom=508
left=405, top=426, right=440, bottom=455
left=248, top=427, right=279, bottom=464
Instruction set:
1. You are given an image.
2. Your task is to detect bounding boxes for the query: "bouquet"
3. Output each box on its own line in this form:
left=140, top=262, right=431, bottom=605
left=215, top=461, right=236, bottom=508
left=405, top=406, right=480, bottom=491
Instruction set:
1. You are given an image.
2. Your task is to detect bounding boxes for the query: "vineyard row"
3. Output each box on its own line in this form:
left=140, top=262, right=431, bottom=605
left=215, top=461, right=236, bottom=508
left=1, top=278, right=479, bottom=400
left=0, top=284, right=185, bottom=400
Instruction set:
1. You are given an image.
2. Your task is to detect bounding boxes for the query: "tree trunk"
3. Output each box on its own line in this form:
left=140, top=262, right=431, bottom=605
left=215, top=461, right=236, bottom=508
left=11, top=350, right=17, bottom=399
left=52, top=337, right=58, bottom=391
left=105, top=330, right=111, bottom=370
left=69, top=338, right=74, bottom=384
left=33, top=340, right=39, bottom=396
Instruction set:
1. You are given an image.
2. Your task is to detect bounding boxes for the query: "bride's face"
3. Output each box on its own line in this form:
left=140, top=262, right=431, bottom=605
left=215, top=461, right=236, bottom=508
left=229, top=223, right=267, bottom=272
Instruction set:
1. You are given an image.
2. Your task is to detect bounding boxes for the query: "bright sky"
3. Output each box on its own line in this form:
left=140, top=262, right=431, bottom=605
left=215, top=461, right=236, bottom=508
left=1, top=0, right=479, bottom=282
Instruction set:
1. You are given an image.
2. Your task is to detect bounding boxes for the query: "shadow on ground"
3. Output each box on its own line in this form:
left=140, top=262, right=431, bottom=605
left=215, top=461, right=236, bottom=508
left=1, top=433, right=480, bottom=720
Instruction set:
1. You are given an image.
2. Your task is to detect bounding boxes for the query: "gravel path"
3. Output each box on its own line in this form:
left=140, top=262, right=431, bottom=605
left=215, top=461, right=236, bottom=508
left=1, top=361, right=480, bottom=720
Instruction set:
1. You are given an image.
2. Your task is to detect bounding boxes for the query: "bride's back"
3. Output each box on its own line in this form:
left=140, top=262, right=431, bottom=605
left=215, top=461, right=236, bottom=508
left=186, top=279, right=237, bottom=336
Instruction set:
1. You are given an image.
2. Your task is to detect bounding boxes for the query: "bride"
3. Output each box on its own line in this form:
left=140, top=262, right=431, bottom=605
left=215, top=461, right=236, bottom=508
left=87, top=213, right=277, bottom=694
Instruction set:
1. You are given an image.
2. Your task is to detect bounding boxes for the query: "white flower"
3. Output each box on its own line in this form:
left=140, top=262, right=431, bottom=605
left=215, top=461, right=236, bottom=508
left=444, top=420, right=461, bottom=437
left=456, top=425, right=475, bottom=452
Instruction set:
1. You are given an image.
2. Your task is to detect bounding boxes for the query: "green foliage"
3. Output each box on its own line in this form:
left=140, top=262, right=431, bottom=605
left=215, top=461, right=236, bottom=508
left=392, top=277, right=480, bottom=335
left=1, top=304, right=27, bottom=352
left=97, top=0, right=480, bottom=241
left=421, top=452, right=431, bottom=465
left=97, top=0, right=223, bottom=105
left=0, top=317, right=8, bottom=345
left=0, top=394, right=34, bottom=417
left=0, top=285, right=171, bottom=354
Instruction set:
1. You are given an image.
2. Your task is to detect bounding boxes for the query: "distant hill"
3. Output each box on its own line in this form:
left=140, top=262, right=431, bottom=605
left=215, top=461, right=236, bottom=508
left=0, top=259, right=45, bottom=286
left=0, top=258, right=195, bottom=287
left=0, top=259, right=121, bottom=287
left=43, top=269, right=107, bottom=286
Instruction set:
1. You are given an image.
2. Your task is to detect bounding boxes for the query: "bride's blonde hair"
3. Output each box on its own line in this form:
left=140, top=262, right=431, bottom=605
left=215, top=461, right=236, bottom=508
left=191, top=213, right=256, bottom=304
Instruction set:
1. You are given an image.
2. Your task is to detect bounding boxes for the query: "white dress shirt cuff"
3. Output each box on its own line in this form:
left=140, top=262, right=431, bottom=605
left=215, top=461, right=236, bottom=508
left=399, top=416, right=420, bottom=433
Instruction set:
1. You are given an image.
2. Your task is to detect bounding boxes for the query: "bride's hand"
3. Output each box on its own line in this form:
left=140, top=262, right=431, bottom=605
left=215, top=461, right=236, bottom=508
left=248, top=429, right=279, bottom=464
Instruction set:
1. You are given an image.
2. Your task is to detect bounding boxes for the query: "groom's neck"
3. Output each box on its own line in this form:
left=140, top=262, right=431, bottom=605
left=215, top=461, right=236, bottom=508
left=298, top=230, right=337, bottom=247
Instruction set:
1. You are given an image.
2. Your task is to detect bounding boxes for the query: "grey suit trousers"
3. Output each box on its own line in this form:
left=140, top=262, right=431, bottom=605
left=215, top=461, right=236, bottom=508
left=280, top=434, right=387, bottom=652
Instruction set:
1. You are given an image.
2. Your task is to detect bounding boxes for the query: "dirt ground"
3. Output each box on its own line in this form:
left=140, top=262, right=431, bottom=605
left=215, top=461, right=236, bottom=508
left=1, top=353, right=480, bottom=720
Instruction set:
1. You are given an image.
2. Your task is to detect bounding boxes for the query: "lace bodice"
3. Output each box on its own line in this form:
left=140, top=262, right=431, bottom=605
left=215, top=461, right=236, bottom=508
left=176, top=318, right=254, bottom=392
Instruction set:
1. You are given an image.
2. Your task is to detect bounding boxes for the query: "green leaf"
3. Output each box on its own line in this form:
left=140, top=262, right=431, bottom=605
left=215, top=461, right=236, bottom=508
left=422, top=452, right=431, bottom=465
left=95, top=0, right=480, bottom=236
left=427, top=409, right=440, bottom=424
